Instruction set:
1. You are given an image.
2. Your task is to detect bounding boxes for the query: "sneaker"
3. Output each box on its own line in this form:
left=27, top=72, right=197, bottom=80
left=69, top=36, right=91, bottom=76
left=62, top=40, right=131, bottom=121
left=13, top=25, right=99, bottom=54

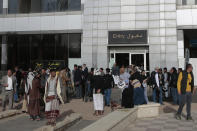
left=175, top=114, right=181, bottom=120
left=187, top=116, right=193, bottom=121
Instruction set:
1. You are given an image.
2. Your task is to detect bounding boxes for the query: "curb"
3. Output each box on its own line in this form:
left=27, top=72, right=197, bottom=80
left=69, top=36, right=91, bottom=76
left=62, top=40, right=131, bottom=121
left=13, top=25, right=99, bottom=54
left=81, top=108, right=138, bottom=131
left=0, top=110, right=22, bottom=120
left=82, top=103, right=160, bottom=131
left=34, top=113, right=82, bottom=131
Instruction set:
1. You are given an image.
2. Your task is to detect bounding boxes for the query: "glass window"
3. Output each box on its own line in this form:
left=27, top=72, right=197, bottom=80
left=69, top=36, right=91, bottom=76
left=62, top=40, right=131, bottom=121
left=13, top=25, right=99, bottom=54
left=41, top=0, right=57, bottom=12
left=8, top=0, right=81, bottom=14
left=184, top=30, right=197, bottom=58
left=8, top=0, right=19, bottom=14
left=0, top=36, right=1, bottom=70
left=68, top=0, right=81, bottom=11
left=182, top=0, right=187, bottom=5
left=56, top=0, right=68, bottom=11
left=7, top=33, right=81, bottom=69
left=18, top=0, right=31, bottom=13
left=31, top=0, right=41, bottom=13
left=69, top=33, right=81, bottom=58
left=7, top=35, right=30, bottom=69
left=16, top=35, right=30, bottom=68
left=42, top=34, right=55, bottom=60
left=30, top=35, right=42, bottom=61
left=7, top=35, right=17, bottom=69
left=195, top=0, right=197, bottom=4
left=55, top=34, right=68, bottom=60
left=0, top=0, right=3, bottom=14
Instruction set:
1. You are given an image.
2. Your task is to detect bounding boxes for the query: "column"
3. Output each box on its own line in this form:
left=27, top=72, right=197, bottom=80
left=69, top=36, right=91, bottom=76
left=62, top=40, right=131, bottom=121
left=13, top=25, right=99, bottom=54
left=1, top=0, right=8, bottom=70
left=177, top=30, right=185, bottom=69
left=1, top=35, right=7, bottom=70
left=3, top=0, right=8, bottom=14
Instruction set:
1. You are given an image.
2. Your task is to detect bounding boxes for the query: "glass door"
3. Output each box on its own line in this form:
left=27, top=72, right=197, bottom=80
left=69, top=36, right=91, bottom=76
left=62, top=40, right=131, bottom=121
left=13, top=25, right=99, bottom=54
left=115, top=53, right=129, bottom=68
left=130, top=53, right=146, bottom=70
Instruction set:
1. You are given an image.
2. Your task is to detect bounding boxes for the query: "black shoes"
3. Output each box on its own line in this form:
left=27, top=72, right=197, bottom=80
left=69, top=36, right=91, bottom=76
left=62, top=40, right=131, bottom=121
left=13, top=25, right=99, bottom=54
left=175, top=114, right=194, bottom=121
left=175, top=114, right=181, bottom=120
left=186, top=116, right=193, bottom=121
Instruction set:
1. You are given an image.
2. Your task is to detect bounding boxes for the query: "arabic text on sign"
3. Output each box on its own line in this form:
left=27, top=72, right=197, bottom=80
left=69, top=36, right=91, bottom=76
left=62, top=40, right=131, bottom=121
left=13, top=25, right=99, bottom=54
left=113, top=34, right=143, bottom=40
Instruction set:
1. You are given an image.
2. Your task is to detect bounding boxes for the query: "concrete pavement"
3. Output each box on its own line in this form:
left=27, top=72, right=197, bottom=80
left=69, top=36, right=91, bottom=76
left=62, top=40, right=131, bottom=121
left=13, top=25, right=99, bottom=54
left=0, top=114, right=46, bottom=131
left=123, top=101, right=197, bottom=131
left=0, top=99, right=111, bottom=131
left=1, top=97, right=197, bottom=131
left=125, top=112, right=197, bottom=131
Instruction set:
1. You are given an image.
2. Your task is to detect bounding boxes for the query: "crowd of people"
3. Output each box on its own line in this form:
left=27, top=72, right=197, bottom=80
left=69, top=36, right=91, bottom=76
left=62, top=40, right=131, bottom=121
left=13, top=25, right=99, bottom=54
left=0, top=63, right=195, bottom=126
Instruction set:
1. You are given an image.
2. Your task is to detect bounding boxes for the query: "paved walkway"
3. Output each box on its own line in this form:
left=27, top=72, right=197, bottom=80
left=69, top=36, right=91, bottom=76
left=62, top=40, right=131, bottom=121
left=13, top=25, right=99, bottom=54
left=1, top=96, right=197, bottom=131
left=0, top=114, right=46, bottom=131
left=124, top=100, right=197, bottom=131
left=0, top=99, right=111, bottom=131
left=125, top=112, right=197, bottom=131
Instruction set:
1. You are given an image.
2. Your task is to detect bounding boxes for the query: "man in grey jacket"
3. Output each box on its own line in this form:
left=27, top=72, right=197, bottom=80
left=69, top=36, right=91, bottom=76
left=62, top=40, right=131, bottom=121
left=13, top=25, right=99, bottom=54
left=1, top=69, right=16, bottom=111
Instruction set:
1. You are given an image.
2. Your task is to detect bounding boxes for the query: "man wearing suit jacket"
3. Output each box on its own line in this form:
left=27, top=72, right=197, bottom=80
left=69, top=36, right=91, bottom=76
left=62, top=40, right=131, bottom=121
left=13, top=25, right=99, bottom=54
left=1, top=69, right=16, bottom=111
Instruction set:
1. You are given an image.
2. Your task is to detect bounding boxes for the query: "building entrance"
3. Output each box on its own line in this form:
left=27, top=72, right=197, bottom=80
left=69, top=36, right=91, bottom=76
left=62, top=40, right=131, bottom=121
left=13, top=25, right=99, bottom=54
left=130, top=54, right=144, bottom=68
left=109, top=47, right=149, bottom=71
left=114, top=53, right=147, bottom=70
left=115, top=53, right=129, bottom=68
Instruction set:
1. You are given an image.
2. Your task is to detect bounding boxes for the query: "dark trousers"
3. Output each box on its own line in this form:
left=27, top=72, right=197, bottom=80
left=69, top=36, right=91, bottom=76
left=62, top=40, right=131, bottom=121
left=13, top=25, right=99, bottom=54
left=152, top=86, right=163, bottom=104
left=171, top=87, right=178, bottom=105
left=104, top=89, right=111, bottom=106
left=82, top=82, right=86, bottom=100
left=122, top=87, right=134, bottom=108
left=177, top=92, right=192, bottom=117
left=75, top=85, right=82, bottom=98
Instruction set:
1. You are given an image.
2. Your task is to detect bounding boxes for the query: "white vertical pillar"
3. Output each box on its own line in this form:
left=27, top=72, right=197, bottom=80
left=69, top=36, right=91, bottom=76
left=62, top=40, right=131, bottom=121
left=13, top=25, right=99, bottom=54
left=1, top=0, right=8, bottom=70
left=3, top=0, right=8, bottom=14
left=1, top=35, right=7, bottom=70
left=177, top=30, right=185, bottom=69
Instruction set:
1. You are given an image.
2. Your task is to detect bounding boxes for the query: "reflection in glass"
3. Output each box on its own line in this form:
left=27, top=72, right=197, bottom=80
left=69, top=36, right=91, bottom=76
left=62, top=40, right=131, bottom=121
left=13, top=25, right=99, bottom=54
left=31, top=0, right=41, bottom=13
left=0, top=36, right=1, bottom=69
left=57, top=0, right=68, bottom=11
left=68, top=0, right=81, bottom=11
left=18, top=0, right=31, bottom=13
left=16, top=35, right=30, bottom=68
left=182, top=0, right=187, bottom=5
left=0, top=0, right=3, bottom=14
left=41, top=0, right=57, bottom=12
left=55, top=34, right=68, bottom=60
left=8, top=0, right=19, bottom=14
left=7, top=34, right=81, bottom=69
left=8, top=0, right=81, bottom=14
left=69, top=33, right=81, bottom=58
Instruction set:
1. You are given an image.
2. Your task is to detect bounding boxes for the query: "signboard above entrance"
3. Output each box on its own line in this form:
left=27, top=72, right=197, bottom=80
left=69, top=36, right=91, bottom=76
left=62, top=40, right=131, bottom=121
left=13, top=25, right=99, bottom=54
left=108, top=30, right=147, bottom=44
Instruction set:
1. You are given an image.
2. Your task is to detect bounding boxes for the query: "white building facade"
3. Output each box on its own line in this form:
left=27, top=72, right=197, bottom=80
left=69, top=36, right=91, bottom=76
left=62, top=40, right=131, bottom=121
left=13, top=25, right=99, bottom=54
left=0, top=0, right=197, bottom=84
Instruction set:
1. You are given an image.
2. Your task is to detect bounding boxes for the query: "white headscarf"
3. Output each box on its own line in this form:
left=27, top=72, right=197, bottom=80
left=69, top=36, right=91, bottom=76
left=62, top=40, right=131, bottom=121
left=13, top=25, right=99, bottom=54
left=25, top=72, right=34, bottom=94
left=94, top=69, right=101, bottom=76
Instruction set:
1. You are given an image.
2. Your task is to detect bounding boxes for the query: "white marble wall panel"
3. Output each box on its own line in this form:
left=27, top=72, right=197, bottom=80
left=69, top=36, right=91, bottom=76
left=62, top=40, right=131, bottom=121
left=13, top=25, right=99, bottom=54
left=0, top=14, right=82, bottom=32
left=82, top=0, right=178, bottom=70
